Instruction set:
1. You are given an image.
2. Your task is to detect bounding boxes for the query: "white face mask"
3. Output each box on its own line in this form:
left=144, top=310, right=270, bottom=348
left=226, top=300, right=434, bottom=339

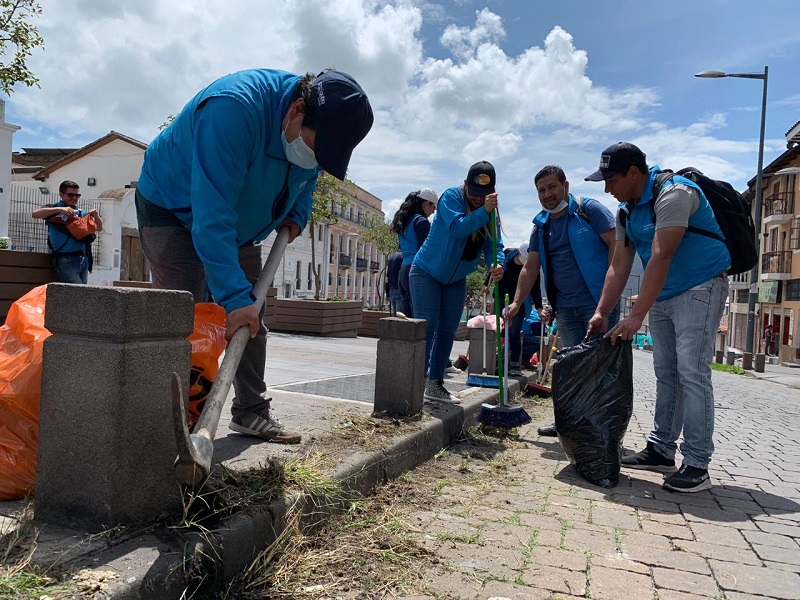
left=542, top=199, right=568, bottom=214
left=281, top=123, right=318, bottom=169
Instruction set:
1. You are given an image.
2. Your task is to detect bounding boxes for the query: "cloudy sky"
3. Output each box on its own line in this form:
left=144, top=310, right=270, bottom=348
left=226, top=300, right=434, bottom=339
left=6, top=0, right=800, bottom=246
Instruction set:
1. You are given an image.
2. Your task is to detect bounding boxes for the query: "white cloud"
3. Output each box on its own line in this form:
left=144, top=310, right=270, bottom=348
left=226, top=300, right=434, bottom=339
left=5, top=1, right=776, bottom=237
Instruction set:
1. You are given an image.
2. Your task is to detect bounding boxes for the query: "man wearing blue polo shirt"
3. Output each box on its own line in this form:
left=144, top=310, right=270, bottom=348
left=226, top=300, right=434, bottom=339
left=507, top=165, right=618, bottom=435
left=137, top=68, right=373, bottom=444
left=587, top=143, right=729, bottom=493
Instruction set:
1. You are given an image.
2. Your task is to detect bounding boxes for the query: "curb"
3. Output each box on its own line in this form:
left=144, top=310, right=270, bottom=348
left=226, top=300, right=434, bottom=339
left=88, top=382, right=520, bottom=599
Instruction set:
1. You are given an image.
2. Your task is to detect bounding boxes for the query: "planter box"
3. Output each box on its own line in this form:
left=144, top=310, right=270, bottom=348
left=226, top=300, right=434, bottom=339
left=1, top=250, right=58, bottom=324
left=454, top=321, right=468, bottom=341
left=265, top=298, right=362, bottom=337
left=359, top=310, right=391, bottom=337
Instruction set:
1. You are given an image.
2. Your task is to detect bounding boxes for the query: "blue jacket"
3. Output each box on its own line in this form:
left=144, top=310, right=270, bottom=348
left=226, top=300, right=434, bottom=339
left=532, top=194, right=610, bottom=305
left=45, top=201, right=88, bottom=254
left=413, top=186, right=504, bottom=283
left=624, top=166, right=730, bottom=301
left=399, top=214, right=430, bottom=266
left=137, top=69, right=319, bottom=312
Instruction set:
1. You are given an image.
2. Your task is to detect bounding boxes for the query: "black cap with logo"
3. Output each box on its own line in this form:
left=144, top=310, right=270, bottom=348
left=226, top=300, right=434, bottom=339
left=466, top=161, right=496, bottom=198
left=585, top=142, right=647, bottom=181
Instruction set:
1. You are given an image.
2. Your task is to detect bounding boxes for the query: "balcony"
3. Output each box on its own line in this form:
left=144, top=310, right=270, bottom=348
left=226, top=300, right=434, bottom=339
left=356, top=257, right=368, bottom=271
left=338, top=253, right=351, bottom=267
left=763, top=192, right=795, bottom=225
left=370, top=260, right=380, bottom=272
left=761, top=250, right=792, bottom=281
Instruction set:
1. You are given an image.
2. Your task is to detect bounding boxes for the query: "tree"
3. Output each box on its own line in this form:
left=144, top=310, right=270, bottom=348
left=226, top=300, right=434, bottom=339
left=309, top=172, right=352, bottom=300
left=361, top=215, right=399, bottom=309
left=465, top=264, right=487, bottom=320
left=0, top=0, right=44, bottom=96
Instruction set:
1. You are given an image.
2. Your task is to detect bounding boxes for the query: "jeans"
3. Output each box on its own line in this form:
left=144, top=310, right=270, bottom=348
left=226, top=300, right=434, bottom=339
left=498, top=296, right=528, bottom=365
left=647, top=276, right=728, bottom=469
left=139, top=224, right=271, bottom=419
left=398, top=266, right=413, bottom=317
left=53, top=253, right=88, bottom=284
left=556, top=303, right=620, bottom=348
left=409, top=264, right=466, bottom=380
left=388, top=288, right=403, bottom=316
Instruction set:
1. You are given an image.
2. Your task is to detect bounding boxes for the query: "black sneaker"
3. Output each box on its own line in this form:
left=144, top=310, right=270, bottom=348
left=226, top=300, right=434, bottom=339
left=537, top=423, right=557, bottom=437
left=663, top=464, right=711, bottom=493
left=620, top=442, right=676, bottom=473
left=423, top=379, right=460, bottom=403
left=508, top=362, right=523, bottom=378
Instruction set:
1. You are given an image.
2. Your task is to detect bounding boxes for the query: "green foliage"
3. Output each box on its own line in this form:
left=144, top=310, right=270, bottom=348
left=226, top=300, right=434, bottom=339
left=465, top=265, right=487, bottom=318
left=309, top=172, right=354, bottom=299
left=0, top=0, right=44, bottom=95
left=709, top=362, right=745, bottom=375
left=361, top=214, right=398, bottom=309
left=158, top=113, right=175, bottom=131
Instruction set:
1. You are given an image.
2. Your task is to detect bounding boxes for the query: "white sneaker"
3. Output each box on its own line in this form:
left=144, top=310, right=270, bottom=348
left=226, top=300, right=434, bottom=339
left=445, top=365, right=463, bottom=374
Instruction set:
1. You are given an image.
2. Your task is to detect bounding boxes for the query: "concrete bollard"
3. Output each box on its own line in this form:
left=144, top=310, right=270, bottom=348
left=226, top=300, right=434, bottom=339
left=35, top=284, right=194, bottom=532
left=374, top=317, right=426, bottom=415
left=742, top=352, right=753, bottom=371
left=715, top=350, right=724, bottom=364
left=754, top=353, right=766, bottom=373
left=467, top=327, right=496, bottom=375
left=726, top=351, right=736, bottom=366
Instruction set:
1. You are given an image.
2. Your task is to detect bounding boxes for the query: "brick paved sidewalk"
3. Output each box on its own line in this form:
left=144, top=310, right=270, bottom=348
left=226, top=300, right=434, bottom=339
left=395, top=350, right=800, bottom=600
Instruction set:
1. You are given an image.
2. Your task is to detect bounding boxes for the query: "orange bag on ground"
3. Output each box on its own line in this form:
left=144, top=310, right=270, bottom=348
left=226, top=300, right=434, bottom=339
left=0, top=286, right=227, bottom=500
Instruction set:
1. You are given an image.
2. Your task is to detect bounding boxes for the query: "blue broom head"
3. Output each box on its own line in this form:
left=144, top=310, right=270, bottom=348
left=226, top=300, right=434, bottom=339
left=466, top=373, right=500, bottom=388
left=475, top=402, right=532, bottom=428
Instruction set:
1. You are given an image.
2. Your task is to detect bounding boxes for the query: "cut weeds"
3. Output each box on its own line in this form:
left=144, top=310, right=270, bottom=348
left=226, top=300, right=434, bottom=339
left=224, top=426, right=533, bottom=599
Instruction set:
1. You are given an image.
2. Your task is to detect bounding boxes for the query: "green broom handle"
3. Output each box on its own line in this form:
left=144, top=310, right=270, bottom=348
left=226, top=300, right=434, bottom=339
left=491, top=210, right=504, bottom=401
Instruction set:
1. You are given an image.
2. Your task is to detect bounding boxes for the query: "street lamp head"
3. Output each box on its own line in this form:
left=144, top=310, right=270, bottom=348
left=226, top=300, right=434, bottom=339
left=695, top=70, right=727, bottom=78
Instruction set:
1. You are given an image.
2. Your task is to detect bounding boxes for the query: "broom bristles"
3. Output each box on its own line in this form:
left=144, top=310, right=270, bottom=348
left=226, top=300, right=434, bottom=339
left=475, top=402, right=532, bottom=428
left=466, top=373, right=500, bottom=388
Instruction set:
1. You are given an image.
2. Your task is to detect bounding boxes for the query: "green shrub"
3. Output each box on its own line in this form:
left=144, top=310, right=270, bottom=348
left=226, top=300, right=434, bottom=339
left=709, top=363, right=745, bottom=375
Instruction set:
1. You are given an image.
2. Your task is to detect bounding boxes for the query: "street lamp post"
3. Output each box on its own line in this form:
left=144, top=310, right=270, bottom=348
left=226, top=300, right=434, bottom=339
left=696, top=66, right=768, bottom=369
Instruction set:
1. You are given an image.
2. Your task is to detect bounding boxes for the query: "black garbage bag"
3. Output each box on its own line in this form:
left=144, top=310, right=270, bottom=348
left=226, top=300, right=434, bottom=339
left=552, top=334, right=633, bottom=488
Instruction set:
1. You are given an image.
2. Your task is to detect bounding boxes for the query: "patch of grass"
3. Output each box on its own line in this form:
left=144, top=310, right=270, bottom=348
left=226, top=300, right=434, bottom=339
left=709, top=362, right=745, bottom=375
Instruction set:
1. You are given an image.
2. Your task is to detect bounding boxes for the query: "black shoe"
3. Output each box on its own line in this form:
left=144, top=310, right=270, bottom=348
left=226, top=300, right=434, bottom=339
left=621, top=442, right=676, bottom=473
left=663, top=464, right=711, bottom=493
left=508, top=363, right=523, bottom=378
left=537, top=423, right=557, bottom=437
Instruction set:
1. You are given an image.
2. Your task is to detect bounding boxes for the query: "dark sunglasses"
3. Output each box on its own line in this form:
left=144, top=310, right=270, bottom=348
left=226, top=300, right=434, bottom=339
left=65, top=192, right=81, bottom=199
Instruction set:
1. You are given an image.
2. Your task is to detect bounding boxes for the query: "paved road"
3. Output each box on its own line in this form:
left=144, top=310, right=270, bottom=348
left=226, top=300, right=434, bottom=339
left=389, top=350, right=800, bottom=600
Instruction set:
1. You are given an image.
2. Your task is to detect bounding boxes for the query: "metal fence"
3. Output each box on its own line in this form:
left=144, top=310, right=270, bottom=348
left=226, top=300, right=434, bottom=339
left=9, top=184, right=102, bottom=256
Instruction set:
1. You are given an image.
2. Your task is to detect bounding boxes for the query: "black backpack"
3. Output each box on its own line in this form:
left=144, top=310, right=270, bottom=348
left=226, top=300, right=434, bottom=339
left=624, top=168, right=757, bottom=276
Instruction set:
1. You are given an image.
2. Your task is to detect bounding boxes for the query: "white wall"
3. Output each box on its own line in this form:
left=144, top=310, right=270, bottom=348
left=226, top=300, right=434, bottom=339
left=86, top=188, right=137, bottom=286
left=0, top=100, right=21, bottom=237
left=38, top=139, right=144, bottom=194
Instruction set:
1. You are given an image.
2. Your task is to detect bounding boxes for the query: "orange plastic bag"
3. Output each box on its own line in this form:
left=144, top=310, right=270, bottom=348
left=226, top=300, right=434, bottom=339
left=187, top=303, right=227, bottom=429
left=65, top=213, right=100, bottom=240
left=0, top=286, right=227, bottom=500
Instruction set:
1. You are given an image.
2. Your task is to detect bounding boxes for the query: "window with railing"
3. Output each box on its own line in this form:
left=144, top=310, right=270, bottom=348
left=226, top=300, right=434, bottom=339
left=763, top=191, right=795, bottom=217
left=785, top=279, right=800, bottom=302
left=762, top=250, right=792, bottom=274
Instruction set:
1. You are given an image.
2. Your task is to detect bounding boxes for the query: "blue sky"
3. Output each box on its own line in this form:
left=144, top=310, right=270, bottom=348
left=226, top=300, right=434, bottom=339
left=5, top=0, right=800, bottom=246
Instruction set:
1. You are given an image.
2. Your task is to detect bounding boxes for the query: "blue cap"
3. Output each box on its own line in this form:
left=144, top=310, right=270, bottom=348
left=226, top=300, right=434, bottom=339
left=307, top=70, right=373, bottom=180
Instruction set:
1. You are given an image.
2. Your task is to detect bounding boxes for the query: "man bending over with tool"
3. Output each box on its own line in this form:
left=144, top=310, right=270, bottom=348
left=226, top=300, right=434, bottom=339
left=136, top=68, right=373, bottom=444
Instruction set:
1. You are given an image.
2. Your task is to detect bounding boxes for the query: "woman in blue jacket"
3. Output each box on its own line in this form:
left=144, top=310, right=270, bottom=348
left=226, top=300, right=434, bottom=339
left=390, top=188, right=438, bottom=317
left=411, top=161, right=505, bottom=403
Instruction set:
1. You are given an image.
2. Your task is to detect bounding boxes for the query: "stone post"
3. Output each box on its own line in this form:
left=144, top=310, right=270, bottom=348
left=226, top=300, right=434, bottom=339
left=374, top=317, right=426, bottom=415
left=467, top=327, right=496, bottom=375
left=726, top=351, right=736, bottom=366
left=35, top=284, right=194, bottom=532
left=715, top=350, right=724, bottom=364
left=754, top=353, right=766, bottom=373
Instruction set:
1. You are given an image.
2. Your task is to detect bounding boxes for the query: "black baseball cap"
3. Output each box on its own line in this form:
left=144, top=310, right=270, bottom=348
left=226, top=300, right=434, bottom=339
left=466, top=161, right=496, bottom=197
left=585, top=142, right=647, bottom=181
left=307, top=70, right=374, bottom=181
